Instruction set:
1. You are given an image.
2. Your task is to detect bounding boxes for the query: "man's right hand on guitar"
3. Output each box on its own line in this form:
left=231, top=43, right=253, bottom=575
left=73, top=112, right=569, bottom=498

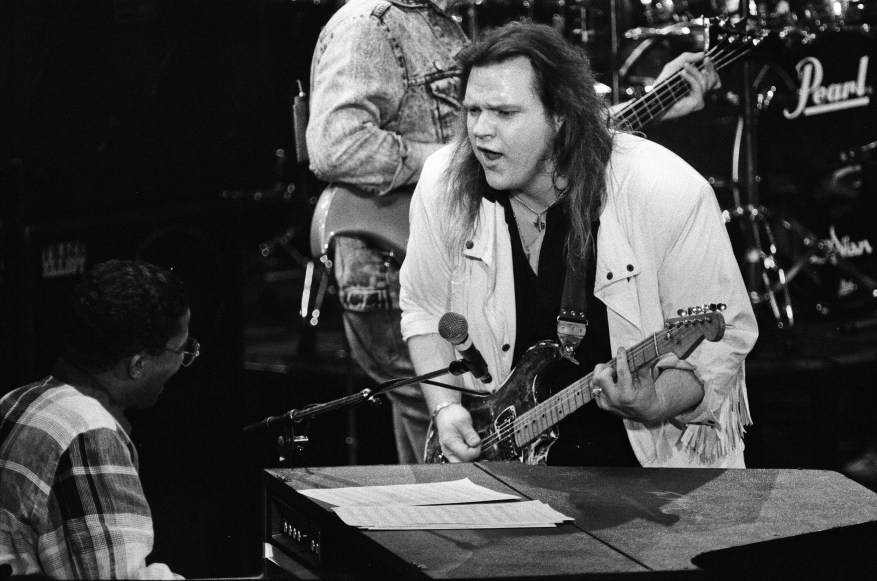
left=435, top=403, right=482, bottom=462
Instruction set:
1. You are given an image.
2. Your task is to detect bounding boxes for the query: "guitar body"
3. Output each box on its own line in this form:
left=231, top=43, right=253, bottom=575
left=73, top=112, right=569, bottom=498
left=309, top=185, right=412, bottom=259
left=424, top=340, right=563, bottom=465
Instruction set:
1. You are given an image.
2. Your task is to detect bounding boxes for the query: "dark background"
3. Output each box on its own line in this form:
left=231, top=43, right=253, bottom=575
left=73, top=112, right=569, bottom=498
left=2, top=1, right=876, bottom=578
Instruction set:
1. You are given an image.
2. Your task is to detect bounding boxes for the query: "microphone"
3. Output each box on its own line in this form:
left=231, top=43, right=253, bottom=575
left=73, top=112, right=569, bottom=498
left=438, top=312, right=492, bottom=384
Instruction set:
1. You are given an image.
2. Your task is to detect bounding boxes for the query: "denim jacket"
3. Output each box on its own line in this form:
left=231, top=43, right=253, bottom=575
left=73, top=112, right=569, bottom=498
left=307, top=0, right=469, bottom=311
left=307, top=0, right=468, bottom=195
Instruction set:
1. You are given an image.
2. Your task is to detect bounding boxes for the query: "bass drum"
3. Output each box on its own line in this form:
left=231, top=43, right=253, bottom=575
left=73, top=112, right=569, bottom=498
left=752, top=27, right=877, bottom=316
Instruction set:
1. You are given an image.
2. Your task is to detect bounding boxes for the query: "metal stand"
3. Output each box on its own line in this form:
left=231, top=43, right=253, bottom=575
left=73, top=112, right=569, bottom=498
left=724, top=30, right=877, bottom=327
left=243, top=360, right=486, bottom=466
left=724, top=53, right=797, bottom=328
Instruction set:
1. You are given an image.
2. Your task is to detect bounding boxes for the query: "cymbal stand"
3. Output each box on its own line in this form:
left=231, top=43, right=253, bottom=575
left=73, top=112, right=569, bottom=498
left=725, top=55, right=796, bottom=328
left=609, top=0, right=620, bottom=104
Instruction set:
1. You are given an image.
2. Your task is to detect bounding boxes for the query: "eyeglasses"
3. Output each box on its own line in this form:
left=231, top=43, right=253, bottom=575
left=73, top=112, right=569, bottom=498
left=164, top=336, right=200, bottom=367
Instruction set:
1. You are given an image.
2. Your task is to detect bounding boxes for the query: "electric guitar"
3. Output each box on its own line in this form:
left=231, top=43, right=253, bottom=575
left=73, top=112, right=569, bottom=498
left=308, top=19, right=767, bottom=260
left=423, top=307, right=726, bottom=464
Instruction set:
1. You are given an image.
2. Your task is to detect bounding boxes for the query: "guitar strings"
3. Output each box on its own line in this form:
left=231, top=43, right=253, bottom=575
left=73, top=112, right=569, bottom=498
left=617, top=40, right=752, bottom=129
left=478, top=324, right=700, bottom=452
left=618, top=43, right=744, bottom=125
left=477, top=332, right=659, bottom=451
left=617, top=45, right=739, bottom=127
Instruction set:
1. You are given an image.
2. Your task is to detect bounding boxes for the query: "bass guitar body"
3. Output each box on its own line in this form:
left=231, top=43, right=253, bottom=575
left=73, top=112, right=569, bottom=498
left=309, top=185, right=411, bottom=260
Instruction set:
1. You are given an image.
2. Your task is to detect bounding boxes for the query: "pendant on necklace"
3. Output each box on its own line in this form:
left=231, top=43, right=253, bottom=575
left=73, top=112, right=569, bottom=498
left=534, top=215, right=545, bottom=231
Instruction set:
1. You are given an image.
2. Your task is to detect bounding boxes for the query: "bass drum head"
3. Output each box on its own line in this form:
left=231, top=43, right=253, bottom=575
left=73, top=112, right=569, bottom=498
left=754, top=27, right=877, bottom=317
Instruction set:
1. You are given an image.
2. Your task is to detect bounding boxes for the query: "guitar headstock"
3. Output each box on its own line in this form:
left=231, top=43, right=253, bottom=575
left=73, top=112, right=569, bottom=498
left=658, top=304, right=727, bottom=360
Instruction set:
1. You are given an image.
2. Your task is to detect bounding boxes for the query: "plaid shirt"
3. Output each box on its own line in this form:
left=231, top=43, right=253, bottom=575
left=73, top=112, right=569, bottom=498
left=0, top=368, right=180, bottom=579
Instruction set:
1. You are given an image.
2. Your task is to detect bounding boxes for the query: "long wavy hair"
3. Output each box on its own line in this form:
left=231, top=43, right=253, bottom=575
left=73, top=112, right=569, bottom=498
left=446, top=22, right=615, bottom=265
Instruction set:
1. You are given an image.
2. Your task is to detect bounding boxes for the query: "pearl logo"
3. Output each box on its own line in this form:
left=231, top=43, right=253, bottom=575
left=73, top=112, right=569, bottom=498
left=783, top=56, right=870, bottom=119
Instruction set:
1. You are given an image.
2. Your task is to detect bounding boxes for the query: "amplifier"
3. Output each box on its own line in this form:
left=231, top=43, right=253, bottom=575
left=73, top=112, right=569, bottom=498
left=260, top=463, right=877, bottom=580
left=262, top=469, right=429, bottom=580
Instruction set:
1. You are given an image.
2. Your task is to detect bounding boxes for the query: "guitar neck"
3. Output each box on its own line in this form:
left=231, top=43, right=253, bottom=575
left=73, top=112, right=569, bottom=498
left=613, top=40, right=752, bottom=131
left=511, top=332, right=663, bottom=448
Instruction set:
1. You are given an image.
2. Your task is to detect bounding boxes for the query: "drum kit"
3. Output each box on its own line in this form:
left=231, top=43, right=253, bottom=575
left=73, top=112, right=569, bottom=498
left=453, top=0, right=877, bottom=328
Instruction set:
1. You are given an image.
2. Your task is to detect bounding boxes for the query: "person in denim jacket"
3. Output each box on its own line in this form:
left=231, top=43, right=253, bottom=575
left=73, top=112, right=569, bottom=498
left=307, top=0, right=468, bottom=463
left=307, top=1, right=721, bottom=464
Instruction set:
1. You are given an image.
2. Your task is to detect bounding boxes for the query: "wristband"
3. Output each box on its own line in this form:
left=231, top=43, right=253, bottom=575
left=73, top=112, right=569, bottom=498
left=431, top=401, right=459, bottom=423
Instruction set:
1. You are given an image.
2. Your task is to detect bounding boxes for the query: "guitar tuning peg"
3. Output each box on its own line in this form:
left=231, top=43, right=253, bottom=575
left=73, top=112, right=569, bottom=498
left=717, top=303, right=727, bottom=311
left=677, top=308, right=686, bottom=317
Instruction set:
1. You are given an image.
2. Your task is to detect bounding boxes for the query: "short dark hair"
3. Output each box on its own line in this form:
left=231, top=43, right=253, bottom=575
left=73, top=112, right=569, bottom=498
left=63, top=259, right=189, bottom=370
left=448, top=22, right=614, bottom=263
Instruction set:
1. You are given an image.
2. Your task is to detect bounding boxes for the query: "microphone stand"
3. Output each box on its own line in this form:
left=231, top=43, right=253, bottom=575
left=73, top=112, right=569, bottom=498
left=243, top=360, right=485, bottom=465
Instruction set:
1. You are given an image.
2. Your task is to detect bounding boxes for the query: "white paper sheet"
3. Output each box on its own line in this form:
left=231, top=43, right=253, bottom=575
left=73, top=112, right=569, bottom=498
left=297, top=477, right=520, bottom=507
left=332, top=500, right=574, bottom=530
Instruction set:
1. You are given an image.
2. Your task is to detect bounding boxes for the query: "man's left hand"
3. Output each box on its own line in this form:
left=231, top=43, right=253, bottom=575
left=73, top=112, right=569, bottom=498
left=591, top=347, right=663, bottom=423
left=656, top=52, right=720, bottom=120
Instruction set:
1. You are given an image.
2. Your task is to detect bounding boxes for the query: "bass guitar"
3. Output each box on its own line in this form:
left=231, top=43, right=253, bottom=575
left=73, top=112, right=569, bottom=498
left=423, top=307, right=726, bottom=464
left=309, top=18, right=767, bottom=260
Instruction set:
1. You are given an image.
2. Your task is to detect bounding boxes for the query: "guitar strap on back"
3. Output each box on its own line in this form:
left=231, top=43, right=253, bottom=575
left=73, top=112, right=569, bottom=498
left=556, top=238, right=595, bottom=365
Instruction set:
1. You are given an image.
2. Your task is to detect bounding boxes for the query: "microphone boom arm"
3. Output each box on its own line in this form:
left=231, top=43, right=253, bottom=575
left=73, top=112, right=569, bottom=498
left=242, top=359, right=487, bottom=463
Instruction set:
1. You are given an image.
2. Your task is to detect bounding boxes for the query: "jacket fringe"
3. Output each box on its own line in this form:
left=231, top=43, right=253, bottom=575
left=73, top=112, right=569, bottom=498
left=674, top=372, right=752, bottom=465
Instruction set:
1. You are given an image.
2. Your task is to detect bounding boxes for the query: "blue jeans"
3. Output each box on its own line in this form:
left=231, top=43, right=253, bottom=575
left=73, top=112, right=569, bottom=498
left=334, top=236, right=429, bottom=463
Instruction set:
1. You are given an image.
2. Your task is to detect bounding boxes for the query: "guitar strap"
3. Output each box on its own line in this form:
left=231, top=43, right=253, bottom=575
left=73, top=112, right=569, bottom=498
left=556, top=236, right=595, bottom=364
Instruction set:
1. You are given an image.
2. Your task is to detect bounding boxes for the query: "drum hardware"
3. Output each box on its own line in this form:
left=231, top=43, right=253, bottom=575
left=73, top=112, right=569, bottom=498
left=617, top=19, right=709, bottom=90
left=623, top=20, right=710, bottom=40
left=574, top=0, right=600, bottom=44
left=722, top=20, right=877, bottom=326
left=610, top=0, right=622, bottom=101
left=639, top=0, right=677, bottom=25
left=723, top=49, right=819, bottom=329
left=725, top=204, right=877, bottom=316
left=724, top=204, right=796, bottom=327
left=720, top=6, right=804, bottom=328
left=840, top=139, right=877, bottom=165
left=454, top=0, right=599, bottom=43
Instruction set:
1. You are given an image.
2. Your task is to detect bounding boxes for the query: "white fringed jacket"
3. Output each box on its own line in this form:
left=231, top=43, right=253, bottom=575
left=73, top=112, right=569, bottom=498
left=401, top=133, right=759, bottom=467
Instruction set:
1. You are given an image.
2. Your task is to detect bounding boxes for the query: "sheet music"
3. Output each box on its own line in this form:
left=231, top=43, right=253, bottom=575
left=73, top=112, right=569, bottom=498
left=332, top=500, right=574, bottom=530
left=297, top=477, right=519, bottom=507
